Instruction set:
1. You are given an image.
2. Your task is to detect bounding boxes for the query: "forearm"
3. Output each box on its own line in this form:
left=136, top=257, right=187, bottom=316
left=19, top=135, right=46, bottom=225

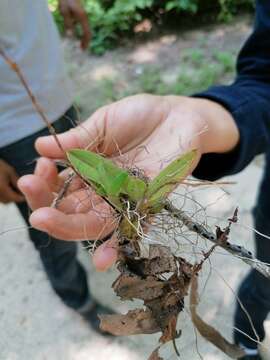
left=57, top=0, right=91, bottom=50
left=191, top=79, right=270, bottom=180
left=191, top=0, right=270, bottom=180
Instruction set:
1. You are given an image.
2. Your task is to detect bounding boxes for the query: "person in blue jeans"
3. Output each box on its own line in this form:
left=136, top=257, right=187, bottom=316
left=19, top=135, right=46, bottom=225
left=0, top=0, right=111, bottom=332
left=19, top=1, right=270, bottom=358
left=0, top=109, right=90, bottom=310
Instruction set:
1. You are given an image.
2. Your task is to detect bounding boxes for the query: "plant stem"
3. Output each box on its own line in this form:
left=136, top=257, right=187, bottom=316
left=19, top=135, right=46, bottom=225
left=0, top=48, right=64, bottom=153
left=164, top=202, right=270, bottom=279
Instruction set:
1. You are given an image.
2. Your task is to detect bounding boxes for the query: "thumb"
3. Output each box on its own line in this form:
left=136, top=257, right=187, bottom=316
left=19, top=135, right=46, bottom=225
left=92, top=235, right=118, bottom=272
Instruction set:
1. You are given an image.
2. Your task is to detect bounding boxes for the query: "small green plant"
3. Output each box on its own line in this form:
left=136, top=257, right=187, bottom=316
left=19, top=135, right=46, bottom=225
left=218, top=0, right=254, bottom=22
left=99, top=78, right=119, bottom=101
left=67, top=148, right=196, bottom=212
left=165, top=0, right=198, bottom=13
left=138, top=67, right=163, bottom=93
left=214, top=50, right=235, bottom=73
left=182, top=48, right=204, bottom=65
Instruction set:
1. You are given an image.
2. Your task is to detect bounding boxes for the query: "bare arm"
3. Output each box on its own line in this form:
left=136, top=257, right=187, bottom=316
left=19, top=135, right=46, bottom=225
left=58, top=0, right=91, bottom=49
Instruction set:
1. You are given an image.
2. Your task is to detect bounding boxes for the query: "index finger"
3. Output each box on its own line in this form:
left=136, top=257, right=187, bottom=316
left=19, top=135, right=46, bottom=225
left=29, top=205, right=116, bottom=241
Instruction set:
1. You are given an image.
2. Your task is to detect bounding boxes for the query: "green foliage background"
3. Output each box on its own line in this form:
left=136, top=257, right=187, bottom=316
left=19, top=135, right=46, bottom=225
left=49, top=0, right=254, bottom=54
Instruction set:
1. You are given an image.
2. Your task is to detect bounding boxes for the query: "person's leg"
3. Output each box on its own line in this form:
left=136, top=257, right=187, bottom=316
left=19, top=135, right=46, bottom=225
left=0, top=108, right=91, bottom=310
left=234, top=156, right=270, bottom=352
left=16, top=200, right=90, bottom=309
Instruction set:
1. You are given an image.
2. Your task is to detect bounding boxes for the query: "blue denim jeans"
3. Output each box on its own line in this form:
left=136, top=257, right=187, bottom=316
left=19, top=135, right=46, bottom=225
left=0, top=107, right=90, bottom=310
left=234, top=153, right=270, bottom=349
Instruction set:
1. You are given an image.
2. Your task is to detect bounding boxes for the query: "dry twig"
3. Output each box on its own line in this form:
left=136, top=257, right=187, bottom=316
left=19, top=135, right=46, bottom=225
left=165, top=202, right=270, bottom=279
left=0, top=48, right=64, bottom=152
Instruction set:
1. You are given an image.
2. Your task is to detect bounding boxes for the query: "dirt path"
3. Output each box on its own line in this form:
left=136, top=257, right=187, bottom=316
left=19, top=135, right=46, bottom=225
left=63, top=15, right=252, bottom=118
left=1, top=16, right=270, bottom=360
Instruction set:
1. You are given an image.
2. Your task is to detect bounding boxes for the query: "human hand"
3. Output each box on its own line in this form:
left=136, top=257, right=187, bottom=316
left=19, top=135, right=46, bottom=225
left=59, top=0, right=91, bottom=50
left=18, top=94, right=239, bottom=270
left=0, top=160, right=24, bottom=204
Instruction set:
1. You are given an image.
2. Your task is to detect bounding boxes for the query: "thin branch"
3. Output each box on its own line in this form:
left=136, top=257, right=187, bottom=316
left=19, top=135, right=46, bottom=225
left=164, top=201, right=270, bottom=279
left=0, top=48, right=64, bottom=153
left=51, top=172, right=76, bottom=208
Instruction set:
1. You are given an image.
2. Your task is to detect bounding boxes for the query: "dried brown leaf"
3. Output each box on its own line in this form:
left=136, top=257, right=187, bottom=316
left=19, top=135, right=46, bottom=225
left=121, top=245, right=177, bottom=276
left=148, top=347, right=163, bottom=360
left=113, top=273, right=165, bottom=301
left=159, top=315, right=178, bottom=343
left=190, top=276, right=246, bottom=359
left=107, top=244, right=193, bottom=357
left=99, top=309, right=160, bottom=335
left=125, top=256, right=177, bottom=275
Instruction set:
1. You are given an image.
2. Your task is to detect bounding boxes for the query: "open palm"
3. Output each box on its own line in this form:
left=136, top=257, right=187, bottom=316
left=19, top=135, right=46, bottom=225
left=18, top=94, right=225, bottom=270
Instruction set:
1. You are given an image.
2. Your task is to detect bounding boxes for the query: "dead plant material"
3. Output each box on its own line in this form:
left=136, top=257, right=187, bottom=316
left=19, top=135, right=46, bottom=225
left=148, top=348, right=163, bottom=360
left=99, top=308, right=160, bottom=335
left=100, top=245, right=193, bottom=358
left=165, top=202, right=270, bottom=279
left=190, top=276, right=246, bottom=359
left=0, top=48, right=64, bottom=153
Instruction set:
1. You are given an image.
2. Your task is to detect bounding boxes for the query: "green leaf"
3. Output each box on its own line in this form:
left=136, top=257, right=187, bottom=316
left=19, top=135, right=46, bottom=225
left=123, top=176, right=147, bottom=202
left=145, top=150, right=197, bottom=210
left=67, top=149, right=106, bottom=196
left=97, top=161, right=128, bottom=196
left=67, top=149, right=147, bottom=206
left=67, top=149, right=126, bottom=178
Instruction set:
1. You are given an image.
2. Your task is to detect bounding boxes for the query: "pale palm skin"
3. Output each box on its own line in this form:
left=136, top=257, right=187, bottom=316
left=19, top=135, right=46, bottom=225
left=18, top=94, right=239, bottom=271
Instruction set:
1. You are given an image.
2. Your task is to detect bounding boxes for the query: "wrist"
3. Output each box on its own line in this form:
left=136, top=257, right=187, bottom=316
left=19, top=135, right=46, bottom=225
left=165, top=95, right=239, bottom=156
left=191, top=98, right=240, bottom=155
